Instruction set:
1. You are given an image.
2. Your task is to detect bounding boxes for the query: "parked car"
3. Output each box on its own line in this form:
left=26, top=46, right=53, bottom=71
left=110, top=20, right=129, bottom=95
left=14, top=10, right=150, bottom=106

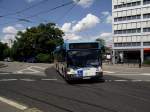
left=26, top=57, right=37, bottom=63
left=4, top=57, right=12, bottom=62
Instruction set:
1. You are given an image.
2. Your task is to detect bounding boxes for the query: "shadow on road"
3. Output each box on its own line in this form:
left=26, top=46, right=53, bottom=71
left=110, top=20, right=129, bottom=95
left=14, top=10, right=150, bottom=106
left=67, top=79, right=105, bottom=85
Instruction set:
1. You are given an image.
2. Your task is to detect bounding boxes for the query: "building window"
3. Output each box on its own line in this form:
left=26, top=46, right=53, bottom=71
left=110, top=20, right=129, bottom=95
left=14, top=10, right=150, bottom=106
left=144, top=42, right=150, bottom=46
left=143, top=13, right=150, bottom=19
left=114, top=1, right=141, bottom=9
left=137, top=28, right=141, bottom=33
left=114, top=42, right=141, bottom=47
left=114, top=28, right=141, bottom=34
left=114, top=15, right=141, bottom=22
left=143, top=0, right=150, bottom=5
left=127, top=3, right=132, bottom=7
left=143, top=27, right=150, bottom=32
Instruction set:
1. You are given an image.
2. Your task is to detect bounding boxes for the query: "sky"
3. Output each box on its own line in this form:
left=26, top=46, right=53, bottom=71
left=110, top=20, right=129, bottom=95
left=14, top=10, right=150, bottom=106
left=0, top=0, right=112, bottom=46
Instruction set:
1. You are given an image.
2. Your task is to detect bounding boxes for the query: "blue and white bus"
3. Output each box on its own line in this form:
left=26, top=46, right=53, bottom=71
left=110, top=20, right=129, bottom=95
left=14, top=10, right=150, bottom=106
left=54, top=42, right=103, bottom=81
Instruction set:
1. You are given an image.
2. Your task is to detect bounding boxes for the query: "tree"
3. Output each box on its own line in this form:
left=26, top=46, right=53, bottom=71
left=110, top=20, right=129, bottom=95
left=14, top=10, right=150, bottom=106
left=96, top=38, right=106, bottom=53
left=0, top=42, right=10, bottom=60
left=96, top=38, right=106, bottom=46
left=12, top=23, right=64, bottom=62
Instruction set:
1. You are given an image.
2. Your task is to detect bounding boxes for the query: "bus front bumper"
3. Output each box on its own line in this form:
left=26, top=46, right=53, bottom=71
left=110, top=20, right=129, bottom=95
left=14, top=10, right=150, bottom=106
left=65, top=72, right=103, bottom=81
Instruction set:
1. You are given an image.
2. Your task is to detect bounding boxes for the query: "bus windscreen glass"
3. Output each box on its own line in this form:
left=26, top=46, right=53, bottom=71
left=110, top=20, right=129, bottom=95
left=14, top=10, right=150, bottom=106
left=67, top=50, right=100, bottom=67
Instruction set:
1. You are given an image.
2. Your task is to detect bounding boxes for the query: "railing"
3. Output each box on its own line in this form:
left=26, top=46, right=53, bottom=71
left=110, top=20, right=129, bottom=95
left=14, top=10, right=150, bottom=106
left=116, top=59, right=141, bottom=68
left=103, top=59, right=142, bottom=68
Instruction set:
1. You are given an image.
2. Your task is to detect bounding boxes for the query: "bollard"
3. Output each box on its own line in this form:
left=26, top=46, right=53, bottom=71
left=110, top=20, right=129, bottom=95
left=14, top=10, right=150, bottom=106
left=139, top=58, right=141, bottom=68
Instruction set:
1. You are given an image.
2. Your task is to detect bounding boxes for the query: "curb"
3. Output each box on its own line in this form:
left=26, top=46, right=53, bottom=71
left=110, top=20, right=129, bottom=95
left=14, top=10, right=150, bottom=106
left=142, top=64, right=150, bottom=67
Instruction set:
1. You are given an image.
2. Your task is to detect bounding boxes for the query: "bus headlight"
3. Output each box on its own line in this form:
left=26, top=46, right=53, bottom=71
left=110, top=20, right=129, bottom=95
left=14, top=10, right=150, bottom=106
left=67, top=68, right=76, bottom=75
left=96, top=67, right=103, bottom=72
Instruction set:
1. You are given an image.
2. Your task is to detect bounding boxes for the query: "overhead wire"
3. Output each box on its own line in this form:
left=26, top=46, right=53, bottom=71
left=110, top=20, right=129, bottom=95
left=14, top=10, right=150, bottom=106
left=0, top=1, right=75, bottom=26
left=0, top=0, right=49, bottom=17
left=55, top=2, right=77, bottom=23
left=25, top=1, right=74, bottom=19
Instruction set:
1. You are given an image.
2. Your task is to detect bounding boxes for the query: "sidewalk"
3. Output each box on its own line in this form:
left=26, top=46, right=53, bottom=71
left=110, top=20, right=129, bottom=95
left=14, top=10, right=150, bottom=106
left=103, top=63, right=150, bottom=74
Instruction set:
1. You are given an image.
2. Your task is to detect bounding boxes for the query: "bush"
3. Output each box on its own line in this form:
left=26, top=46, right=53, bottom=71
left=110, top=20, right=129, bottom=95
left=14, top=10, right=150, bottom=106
left=36, top=53, right=53, bottom=63
left=143, top=60, right=150, bottom=65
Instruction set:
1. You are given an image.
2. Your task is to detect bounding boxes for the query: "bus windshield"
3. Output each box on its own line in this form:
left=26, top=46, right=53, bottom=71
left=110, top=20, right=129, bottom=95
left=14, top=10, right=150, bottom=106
left=67, top=50, right=100, bottom=68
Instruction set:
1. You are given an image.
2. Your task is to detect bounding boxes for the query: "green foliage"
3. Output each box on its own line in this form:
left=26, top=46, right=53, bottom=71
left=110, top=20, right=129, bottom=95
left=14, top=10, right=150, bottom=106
left=96, top=38, right=112, bottom=61
left=0, top=42, right=10, bottom=60
left=96, top=38, right=106, bottom=53
left=143, top=60, right=150, bottom=65
left=36, top=53, right=52, bottom=63
left=96, top=38, right=106, bottom=46
left=12, top=23, right=64, bottom=62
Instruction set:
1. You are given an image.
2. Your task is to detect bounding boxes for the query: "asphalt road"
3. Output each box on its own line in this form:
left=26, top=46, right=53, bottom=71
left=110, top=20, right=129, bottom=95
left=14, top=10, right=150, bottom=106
left=0, top=62, right=150, bottom=112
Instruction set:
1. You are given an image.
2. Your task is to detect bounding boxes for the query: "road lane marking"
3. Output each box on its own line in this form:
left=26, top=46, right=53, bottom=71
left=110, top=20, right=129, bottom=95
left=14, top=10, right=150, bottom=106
left=0, top=78, right=58, bottom=82
left=29, top=66, right=45, bottom=70
left=0, top=73, right=10, bottom=75
left=0, top=78, right=149, bottom=82
left=20, top=79, right=35, bottom=82
left=105, top=79, right=150, bottom=82
left=105, top=73, right=150, bottom=76
left=41, top=79, right=58, bottom=81
left=16, top=67, right=40, bottom=74
left=0, top=96, right=28, bottom=110
left=0, top=79, right=17, bottom=81
left=131, top=80, right=142, bottom=82
left=24, top=108, right=43, bottom=112
left=113, top=80, right=128, bottom=82
left=103, top=71, right=115, bottom=74
left=141, top=73, right=150, bottom=75
left=16, top=66, right=46, bottom=74
left=105, top=80, right=112, bottom=82
left=144, top=80, right=150, bottom=82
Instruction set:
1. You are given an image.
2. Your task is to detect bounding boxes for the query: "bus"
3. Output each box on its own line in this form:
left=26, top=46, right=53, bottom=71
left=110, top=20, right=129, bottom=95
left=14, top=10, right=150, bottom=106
left=54, top=42, right=103, bottom=81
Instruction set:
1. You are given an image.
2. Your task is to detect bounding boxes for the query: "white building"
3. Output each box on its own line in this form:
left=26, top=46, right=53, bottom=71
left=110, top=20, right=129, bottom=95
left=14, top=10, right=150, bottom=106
left=112, top=0, right=150, bottom=64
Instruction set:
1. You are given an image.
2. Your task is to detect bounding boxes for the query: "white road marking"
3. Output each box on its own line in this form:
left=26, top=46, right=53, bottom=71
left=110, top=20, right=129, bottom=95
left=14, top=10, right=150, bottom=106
left=41, top=79, right=58, bottom=81
left=103, top=71, right=115, bottom=74
left=20, top=79, right=35, bottom=82
left=29, top=66, right=45, bottom=70
left=141, top=73, right=150, bottom=75
left=16, top=66, right=42, bottom=74
left=24, top=108, right=43, bottom=112
left=144, top=80, right=150, bottom=82
left=105, top=79, right=150, bottom=82
left=105, top=73, right=150, bottom=76
left=0, top=78, right=58, bottom=82
left=15, top=65, right=47, bottom=74
left=0, top=79, right=17, bottom=81
left=0, top=73, right=10, bottom=75
left=113, top=80, right=128, bottom=82
left=131, top=80, right=142, bottom=82
left=105, top=80, right=112, bottom=82
left=0, top=96, right=28, bottom=110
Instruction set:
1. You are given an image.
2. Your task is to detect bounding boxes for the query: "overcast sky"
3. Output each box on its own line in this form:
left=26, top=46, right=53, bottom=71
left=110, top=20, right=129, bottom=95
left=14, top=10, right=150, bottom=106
left=0, top=0, right=112, bottom=46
